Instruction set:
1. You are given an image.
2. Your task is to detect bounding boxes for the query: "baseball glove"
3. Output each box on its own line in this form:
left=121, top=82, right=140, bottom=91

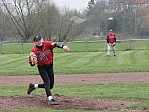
left=109, top=43, right=115, bottom=46
left=112, top=42, right=115, bottom=46
left=29, top=52, right=38, bottom=65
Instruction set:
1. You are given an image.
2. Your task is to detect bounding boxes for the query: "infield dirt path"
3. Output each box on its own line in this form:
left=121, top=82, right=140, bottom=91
left=0, top=72, right=149, bottom=112
left=0, top=72, right=149, bottom=86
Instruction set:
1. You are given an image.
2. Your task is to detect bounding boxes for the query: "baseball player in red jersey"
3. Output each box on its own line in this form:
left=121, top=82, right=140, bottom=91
left=106, top=29, right=116, bottom=56
left=27, top=35, right=70, bottom=105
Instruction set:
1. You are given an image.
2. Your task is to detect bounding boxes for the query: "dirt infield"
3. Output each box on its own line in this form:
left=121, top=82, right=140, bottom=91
left=0, top=72, right=149, bottom=111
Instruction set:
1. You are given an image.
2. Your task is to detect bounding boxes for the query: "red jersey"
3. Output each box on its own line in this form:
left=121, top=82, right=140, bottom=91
left=106, top=33, right=116, bottom=44
left=30, top=41, right=56, bottom=66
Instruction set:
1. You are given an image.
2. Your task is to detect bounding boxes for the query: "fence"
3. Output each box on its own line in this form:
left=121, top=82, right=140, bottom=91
left=0, top=38, right=149, bottom=54
left=66, top=38, right=149, bottom=52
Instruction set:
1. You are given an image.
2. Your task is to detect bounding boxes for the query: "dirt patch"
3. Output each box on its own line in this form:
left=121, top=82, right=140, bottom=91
left=0, top=72, right=149, bottom=111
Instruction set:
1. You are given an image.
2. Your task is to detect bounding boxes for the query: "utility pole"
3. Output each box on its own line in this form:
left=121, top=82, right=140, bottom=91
left=134, top=9, right=137, bottom=38
left=0, top=35, right=3, bottom=54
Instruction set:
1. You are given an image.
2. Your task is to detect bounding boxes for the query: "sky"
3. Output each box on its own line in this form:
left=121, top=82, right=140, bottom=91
left=52, top=0, right=89, bottom=11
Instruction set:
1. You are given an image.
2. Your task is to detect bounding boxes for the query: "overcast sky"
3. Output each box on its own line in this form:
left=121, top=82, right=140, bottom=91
left=52, top=0, right=89, bottom=11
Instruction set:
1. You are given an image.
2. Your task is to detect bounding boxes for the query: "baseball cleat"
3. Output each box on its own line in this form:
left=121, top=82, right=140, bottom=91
left=48, top=99, right=59, bottom=105
left=27, top=83, right=35, bottom=94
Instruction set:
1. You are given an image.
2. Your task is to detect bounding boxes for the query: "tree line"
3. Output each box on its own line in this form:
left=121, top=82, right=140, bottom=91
left=87, top=0, right=149, bottom=37
left=0, top=0, right=86, bottom=43
left=0, top=0, right=149, bottom=44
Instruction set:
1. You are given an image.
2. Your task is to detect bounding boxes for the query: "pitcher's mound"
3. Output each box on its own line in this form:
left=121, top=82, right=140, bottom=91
left=0, top=94, right=139, bottom=111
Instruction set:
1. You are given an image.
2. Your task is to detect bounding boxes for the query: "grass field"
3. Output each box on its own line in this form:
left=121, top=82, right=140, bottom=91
left=0, top=42, right=149, bottom=111
left=0, top=50, right=149, bottom=75
left=1, top=83, right=149, bottom=101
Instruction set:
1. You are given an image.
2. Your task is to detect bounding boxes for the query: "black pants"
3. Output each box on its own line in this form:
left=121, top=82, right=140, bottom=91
left=37, top=64, right=54, bottom=97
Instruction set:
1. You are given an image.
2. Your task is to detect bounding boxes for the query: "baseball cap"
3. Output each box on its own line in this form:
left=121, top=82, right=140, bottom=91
left=109, top=29, right=113, bottom=32
left=33, top=35, right=41, bottom=42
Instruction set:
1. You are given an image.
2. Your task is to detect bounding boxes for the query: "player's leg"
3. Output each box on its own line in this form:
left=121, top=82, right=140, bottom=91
left=112, top=45, right=116, bottom=56
left=107, top=43, right=111, bottom=56
left=39, top=65, right=58, bottom=105
left=27, top=66, right=46, bottom=94
left=33, top=64, right=54, bottom=90
left=27, top=65, right=58, bottom=105
left=46, top=64, right=58, bottom=105
left=47, top=64, right=54, bottom=89
left=38, top=66, right=52, bottom=97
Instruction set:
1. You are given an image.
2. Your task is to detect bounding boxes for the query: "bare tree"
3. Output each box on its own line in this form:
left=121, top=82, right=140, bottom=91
left=56, top=8, right=84, bottom=42
left=0, top=0, right=38, bottom=42
left=0, top=7, right=12, bottom=54
left=36, top=1, right=60, bottom=40
left=0, top=0, right=48, bottom=53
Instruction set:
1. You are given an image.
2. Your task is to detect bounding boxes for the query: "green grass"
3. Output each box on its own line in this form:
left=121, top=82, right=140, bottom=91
left=1, top=42, right=149, bottom=111
left=1, top=41, right=149, bottom=54
left=1, top=84, right=149, bottom=101
left=0, top=50, right=149, bottom=75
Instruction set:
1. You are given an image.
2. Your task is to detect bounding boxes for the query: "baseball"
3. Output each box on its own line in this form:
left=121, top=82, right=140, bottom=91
left=108, top=17, right=113, bottom=20
left=63, top=45, right=70, bottom=52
